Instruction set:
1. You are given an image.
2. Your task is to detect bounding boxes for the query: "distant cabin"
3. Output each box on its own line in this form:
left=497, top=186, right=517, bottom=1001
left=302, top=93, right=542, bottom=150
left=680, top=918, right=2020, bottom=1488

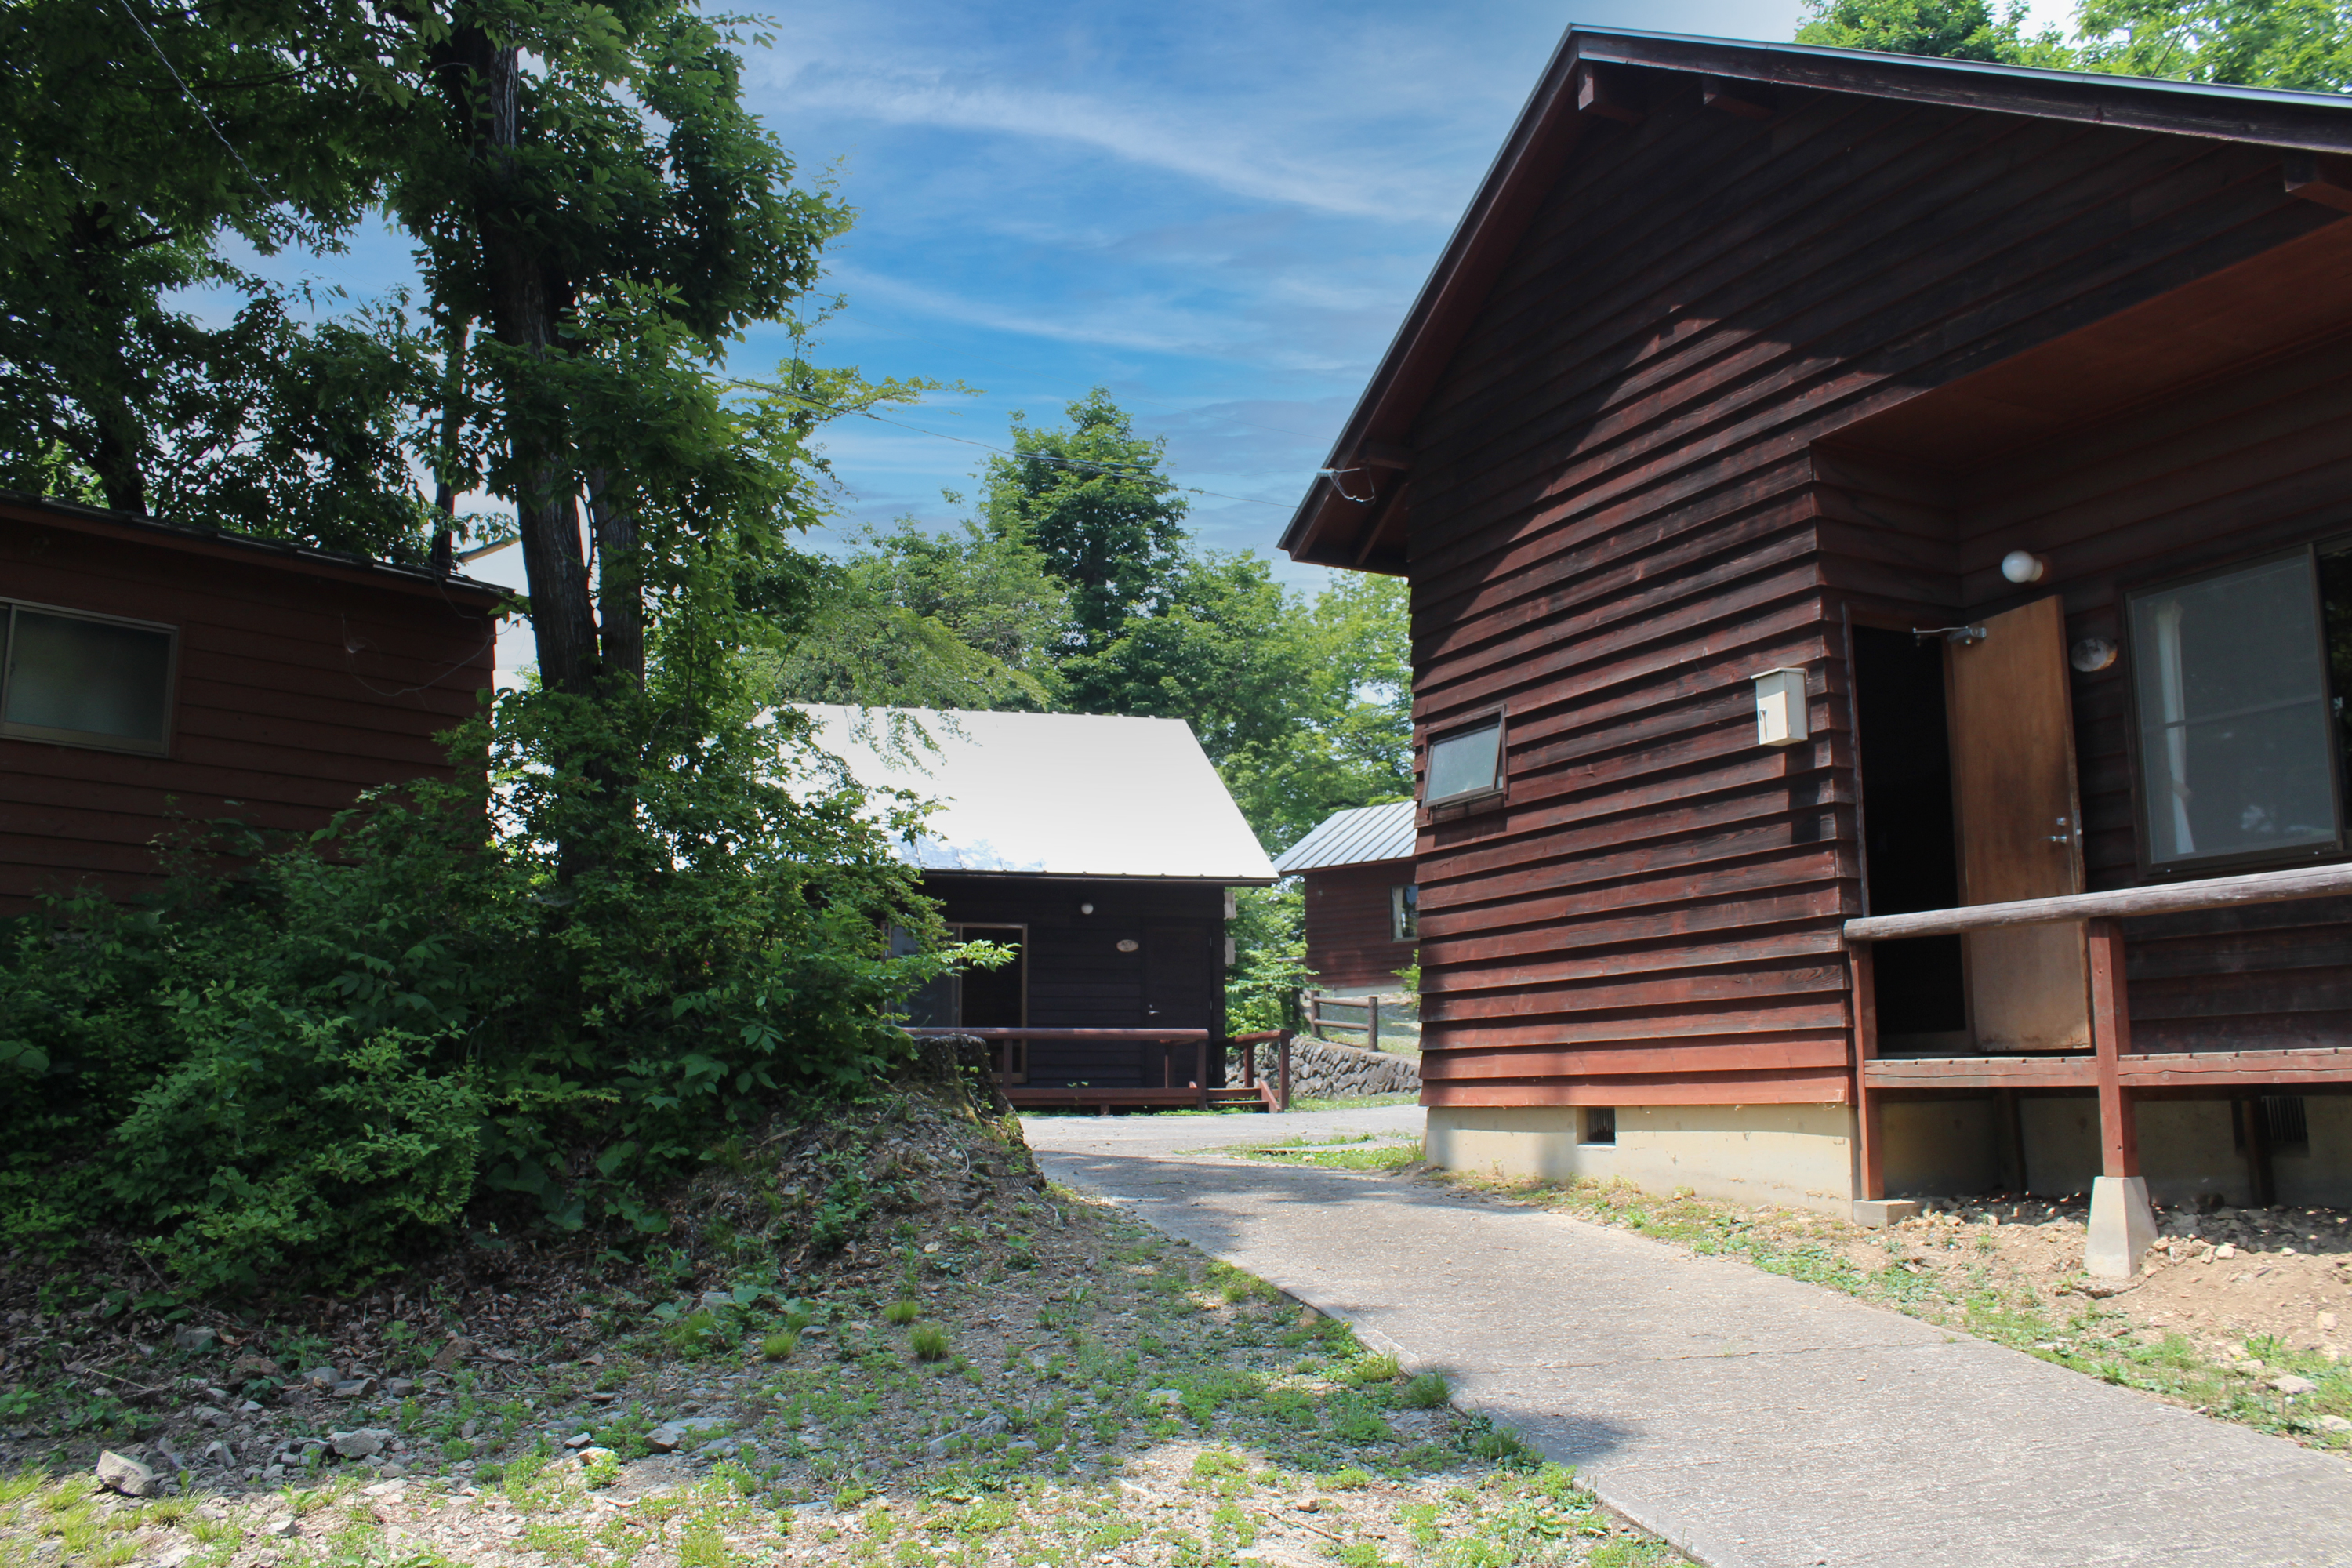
left=1279, top=27, right=2352, bottom=1231
left=798, top=706, right=1275, bottom=1091
left=0, top=492, right=503, bottom=913
left=1274, top=801, right=1417, bottom=993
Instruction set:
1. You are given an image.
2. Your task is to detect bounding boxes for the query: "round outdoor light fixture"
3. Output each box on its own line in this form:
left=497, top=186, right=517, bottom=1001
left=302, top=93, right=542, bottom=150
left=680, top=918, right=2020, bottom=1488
left=2000, top=550, right=2047, bottom=584
left=1116, top=938, right=1139, bottom=953
left=1079, top=902, right=1094, bottom=915
left=2071, top=636, right=2118, bottom=673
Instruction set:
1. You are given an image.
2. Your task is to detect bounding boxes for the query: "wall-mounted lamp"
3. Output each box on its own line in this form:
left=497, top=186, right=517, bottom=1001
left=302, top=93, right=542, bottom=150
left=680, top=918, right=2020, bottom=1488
left=1079, top=902, right=1094, bottom=916
left=2070, top=637, right=2118, bottom=673
left=1116, top=938, right=1139, bottom=953
left=2001, top=550, right=2048, bottom=584
left=1751, top=666, right=1810, bottom=748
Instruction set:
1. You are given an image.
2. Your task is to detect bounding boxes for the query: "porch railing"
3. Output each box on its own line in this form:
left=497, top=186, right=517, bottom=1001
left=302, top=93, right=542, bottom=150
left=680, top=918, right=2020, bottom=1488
left=1841, top=861, right=2352, bottom=1203
left=903, top=1026, right=1292, bottom=1113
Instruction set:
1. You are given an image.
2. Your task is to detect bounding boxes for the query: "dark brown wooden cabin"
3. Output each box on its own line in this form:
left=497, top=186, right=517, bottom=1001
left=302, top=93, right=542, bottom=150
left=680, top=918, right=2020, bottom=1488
left=800, top=706, right=1277, bottom=1107
left=0, top=492, right=503, bottom=913
left=1279, top=27, right=2352, bottom=1239
left=1273, top=801, right=1419, bottom=991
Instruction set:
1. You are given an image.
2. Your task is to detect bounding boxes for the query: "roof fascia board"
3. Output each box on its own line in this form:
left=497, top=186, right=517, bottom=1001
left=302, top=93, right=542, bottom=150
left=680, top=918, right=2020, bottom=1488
left=1277, top=28, right=1592, bottom=561
left=1279, top=26, right=2352, bottom=568
left=0, top=491, right=509, bottom=606
left=1582, top=30, right=2352, bottom=153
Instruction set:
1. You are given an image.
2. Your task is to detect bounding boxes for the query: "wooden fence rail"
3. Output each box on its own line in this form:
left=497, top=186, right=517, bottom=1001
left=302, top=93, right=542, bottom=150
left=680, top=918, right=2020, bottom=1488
left=902, top=1026, right=1291, bottom=1113
left=1838, top=860, right=2352, bottom=1207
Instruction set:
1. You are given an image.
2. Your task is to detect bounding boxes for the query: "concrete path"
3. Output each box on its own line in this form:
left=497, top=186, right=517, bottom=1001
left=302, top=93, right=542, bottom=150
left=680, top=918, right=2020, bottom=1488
left=1025, top=1112, right=2352, bottom=1568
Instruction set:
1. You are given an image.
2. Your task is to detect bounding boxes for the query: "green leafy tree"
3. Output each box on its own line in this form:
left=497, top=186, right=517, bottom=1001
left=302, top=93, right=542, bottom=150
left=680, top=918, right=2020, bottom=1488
left=1795, top=0, right=2049, bottom=59
left=1217, top=574, right=1414, bottom=851
left=2072, top=0, right=2352, bottom=89
left=764, top=516, right=1069, bottom=709
left=1797, top=0, right=2352, bottom=85
left=0, top=0, right=428, bottom=544
left=982, top=388, right=1190, bottom=653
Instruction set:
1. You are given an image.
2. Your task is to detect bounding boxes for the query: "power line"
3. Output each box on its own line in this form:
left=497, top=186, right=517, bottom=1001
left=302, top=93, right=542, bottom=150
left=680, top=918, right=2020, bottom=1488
left=112, top=0, right=277, bottom=206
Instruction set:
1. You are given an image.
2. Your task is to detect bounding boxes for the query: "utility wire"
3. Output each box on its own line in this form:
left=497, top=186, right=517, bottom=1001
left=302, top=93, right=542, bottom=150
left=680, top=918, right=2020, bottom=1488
left=113, top=0, right=278, bottom=206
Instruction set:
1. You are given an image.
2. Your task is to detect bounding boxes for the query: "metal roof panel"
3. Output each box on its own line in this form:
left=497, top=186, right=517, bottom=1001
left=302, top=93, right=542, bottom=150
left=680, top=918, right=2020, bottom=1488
left=1273, top=801, right=1417, bottom=873
left=794, top=705, right=1276, bottom=883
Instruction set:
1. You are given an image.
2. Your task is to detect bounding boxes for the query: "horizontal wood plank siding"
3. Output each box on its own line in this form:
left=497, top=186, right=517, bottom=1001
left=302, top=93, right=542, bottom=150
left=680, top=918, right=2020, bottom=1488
left=0, top=505, right=499, bottom=910
left=1403, top=70, right=2343, bottom=1107
left=923, top=875, right=1225, bottom=1087
left=1301, top=861, right=1416, bottom=990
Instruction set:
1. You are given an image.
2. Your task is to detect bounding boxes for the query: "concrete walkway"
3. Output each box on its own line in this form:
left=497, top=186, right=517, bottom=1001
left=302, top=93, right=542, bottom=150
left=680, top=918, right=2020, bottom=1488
left=1025, top=1111, right=2352, bottom=1568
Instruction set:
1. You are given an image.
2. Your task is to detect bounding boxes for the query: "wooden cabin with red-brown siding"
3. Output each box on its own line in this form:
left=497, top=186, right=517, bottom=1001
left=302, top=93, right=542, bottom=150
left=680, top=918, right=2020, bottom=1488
left=1279, top=27, right=2352, bottom=1262
left=0, top=492, right=503, bottom=912
left=1274, top=801, right=1419, bottom=992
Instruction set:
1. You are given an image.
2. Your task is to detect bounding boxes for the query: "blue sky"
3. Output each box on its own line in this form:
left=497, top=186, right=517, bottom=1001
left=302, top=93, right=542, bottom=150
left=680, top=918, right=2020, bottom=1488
left=241, top=0, right=2089, bottom=675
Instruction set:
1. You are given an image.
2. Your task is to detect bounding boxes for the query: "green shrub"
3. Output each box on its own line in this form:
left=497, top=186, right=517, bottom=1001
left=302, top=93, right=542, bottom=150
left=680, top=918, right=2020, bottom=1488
left=0, top=693, right=956, bottom=1294
left=909, top=1323, right=950, bottom=1362
left=759, top=1332, right=800, bottom=1361
left=884, top=1301, right=922, bottom=1325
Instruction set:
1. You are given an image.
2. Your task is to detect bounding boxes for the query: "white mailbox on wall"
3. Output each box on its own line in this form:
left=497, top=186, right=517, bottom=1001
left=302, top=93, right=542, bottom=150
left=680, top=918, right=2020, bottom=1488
left=1751, top=666, right=1809, bottom=748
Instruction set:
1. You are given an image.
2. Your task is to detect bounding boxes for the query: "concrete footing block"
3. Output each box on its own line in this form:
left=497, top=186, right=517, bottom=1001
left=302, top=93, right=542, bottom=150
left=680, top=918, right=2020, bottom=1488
left=1852, top=1199, right=1919, bottom=1228
left=2085, top=1174, right=2157, bottom=1278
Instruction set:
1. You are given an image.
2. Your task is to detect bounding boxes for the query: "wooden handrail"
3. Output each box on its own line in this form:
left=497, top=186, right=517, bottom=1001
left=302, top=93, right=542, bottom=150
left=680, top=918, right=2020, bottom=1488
left=1843, top=862, right=2352, bottom=943
left=904, top=1026, right=1209, bottom=1041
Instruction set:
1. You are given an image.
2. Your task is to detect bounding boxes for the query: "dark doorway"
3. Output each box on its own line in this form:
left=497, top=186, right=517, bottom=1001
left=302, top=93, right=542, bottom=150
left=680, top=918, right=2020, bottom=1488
left=958, top=925, right=1026, bottom=1028
left=1852, top=626, right=1969, bottom=1044
left=1144, top=924, right=1215, bottom=1087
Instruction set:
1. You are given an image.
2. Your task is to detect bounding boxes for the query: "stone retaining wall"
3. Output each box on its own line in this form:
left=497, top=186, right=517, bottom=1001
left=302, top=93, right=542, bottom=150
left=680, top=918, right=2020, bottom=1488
left=1254, top=1037, right=1421, bottom=1102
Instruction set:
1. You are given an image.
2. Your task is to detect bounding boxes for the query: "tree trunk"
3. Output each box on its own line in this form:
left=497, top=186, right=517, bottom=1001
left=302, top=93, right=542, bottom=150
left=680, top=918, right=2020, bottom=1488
left=585, top=468, right=643, bottom=691
left=67, top=207, right=151, bottom=515
left=432, top=27, right=599, bottom=696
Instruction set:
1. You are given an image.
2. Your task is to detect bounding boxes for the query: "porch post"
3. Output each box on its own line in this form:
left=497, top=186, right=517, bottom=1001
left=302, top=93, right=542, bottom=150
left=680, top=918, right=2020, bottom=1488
left=1850, top=942, right=1884, bottom=1203
left=2085, top=917, right=2155, bottom=1277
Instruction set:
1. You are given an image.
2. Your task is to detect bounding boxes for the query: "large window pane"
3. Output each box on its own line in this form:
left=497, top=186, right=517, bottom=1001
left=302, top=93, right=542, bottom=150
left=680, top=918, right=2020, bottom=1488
left=1425, top=720, right=1502, bottom=802
left=2129, top=556, right=2337, bottom=866
left=3, top=608, right=174, bottom=749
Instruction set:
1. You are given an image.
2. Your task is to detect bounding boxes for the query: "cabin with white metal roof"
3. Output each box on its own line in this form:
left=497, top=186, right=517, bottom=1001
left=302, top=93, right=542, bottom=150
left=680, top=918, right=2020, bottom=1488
left=1274, top=801, right=1419, bottom=993
left=800, top=706, right=1280, bottom=1107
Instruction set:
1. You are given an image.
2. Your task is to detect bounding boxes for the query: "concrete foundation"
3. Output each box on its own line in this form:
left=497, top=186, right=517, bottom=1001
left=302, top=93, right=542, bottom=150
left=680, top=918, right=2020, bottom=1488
left=1424, top=1102, right=1857, bottom=1216
left=2086, top=1174, right=2158, bottom=1277
left=1425, top=1091, right=2352, bottom=1221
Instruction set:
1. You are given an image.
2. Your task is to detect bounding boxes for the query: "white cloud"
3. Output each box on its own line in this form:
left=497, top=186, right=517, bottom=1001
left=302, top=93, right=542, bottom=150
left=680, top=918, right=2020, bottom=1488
left=771, top=63, right=1466, bottom=223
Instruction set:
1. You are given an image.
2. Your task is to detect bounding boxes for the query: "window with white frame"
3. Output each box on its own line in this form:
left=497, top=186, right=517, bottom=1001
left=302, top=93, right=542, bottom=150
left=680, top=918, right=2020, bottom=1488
left=0, top=601, right=177, bottom=756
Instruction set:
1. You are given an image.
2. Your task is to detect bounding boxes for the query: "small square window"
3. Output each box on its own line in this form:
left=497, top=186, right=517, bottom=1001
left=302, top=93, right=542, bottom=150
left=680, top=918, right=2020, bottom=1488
left=1, top=603, right=176, bottom=755
left=1390, top=884, right=1418, bottom=942
left=1425, top=719, right=1503, bottom=804
left=1581, top=1107, right=1617, bottom=1146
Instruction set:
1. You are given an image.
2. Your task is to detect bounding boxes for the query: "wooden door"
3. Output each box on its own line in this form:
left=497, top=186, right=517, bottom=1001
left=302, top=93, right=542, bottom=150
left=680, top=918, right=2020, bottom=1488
left=1144, top=925, right=1212, bottom=1028
left=1947, top=595, right=2090, bottom=1051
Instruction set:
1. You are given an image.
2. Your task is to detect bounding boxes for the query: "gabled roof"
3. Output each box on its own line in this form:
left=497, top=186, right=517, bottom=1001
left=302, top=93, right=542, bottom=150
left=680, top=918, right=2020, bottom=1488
left=1273, top=801, right=1416, bottom=874
left=796, top=705, right=1276, bottom=883
left=1279, top=27, right=2352, bottom=573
